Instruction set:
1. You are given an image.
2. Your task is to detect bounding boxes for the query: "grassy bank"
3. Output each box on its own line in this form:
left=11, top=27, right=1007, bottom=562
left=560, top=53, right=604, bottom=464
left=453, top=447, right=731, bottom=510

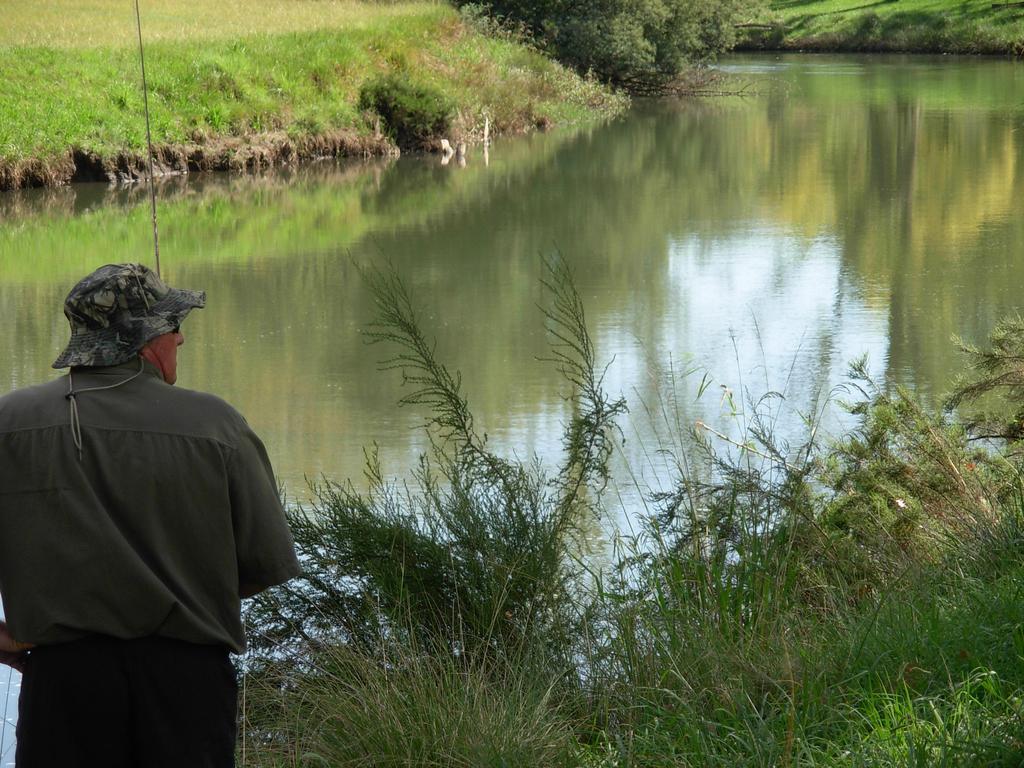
left=739, top=0, right=1024, bottom=54
left=0, top=1, right=625, bottom=190
left=241, top=264, right=1024, bottom=767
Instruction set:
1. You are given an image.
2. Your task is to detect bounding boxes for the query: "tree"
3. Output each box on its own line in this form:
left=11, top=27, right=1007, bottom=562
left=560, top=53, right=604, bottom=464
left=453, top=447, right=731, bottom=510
left=459, top=0, right=752, bottom=94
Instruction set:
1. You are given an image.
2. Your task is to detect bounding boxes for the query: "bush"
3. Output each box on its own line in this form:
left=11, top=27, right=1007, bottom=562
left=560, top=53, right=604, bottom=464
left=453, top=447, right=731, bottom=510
left=243, top=257, right=623, bottom=764
left=358, top=74, right=454, bottom=150
left=456, top=0, right=753, bottom=94
left=243, top=257, right=625, bottom=660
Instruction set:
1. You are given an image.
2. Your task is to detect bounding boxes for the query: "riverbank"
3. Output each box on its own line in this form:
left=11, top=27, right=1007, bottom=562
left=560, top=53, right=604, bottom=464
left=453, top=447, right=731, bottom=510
left=242, top=267, right=1024, bottom=766
left=738, top=0, right=1024, bottom=55
left=0, top=1, right=625, bottom=190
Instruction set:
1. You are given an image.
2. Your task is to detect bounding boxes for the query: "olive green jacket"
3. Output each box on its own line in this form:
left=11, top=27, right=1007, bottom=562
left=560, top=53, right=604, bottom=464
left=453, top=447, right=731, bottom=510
left=0, top=360, right=300, bottom=653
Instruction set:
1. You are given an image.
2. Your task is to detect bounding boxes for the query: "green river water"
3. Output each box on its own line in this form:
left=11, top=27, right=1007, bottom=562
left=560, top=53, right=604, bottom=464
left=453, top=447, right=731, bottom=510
left=2, top=52, right=1024, bottom=761
left=2, top=53, right=1024, bottom=502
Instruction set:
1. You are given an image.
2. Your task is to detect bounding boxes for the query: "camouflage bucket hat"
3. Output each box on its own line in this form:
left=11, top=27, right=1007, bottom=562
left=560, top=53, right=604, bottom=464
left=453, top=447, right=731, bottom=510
left=53, top=263, right=206, bottom=369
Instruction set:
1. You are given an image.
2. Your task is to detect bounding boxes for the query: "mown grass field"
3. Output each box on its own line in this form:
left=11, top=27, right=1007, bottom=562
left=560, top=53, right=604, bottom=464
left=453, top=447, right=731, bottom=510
left=1, top=0, right=445, bottom=47
left=741, top=0, right=1024, bottom=53
left=0, top=1, right=625, bottom=189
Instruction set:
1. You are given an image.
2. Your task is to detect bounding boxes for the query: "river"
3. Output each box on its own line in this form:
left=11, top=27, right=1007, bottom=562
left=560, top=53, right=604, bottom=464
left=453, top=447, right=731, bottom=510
left=1, top=53, right=1023, bottom=760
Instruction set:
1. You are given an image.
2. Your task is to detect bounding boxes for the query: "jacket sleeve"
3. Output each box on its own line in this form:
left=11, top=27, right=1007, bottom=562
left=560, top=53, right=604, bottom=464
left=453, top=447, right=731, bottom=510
left=227, top=424, right=302, bottom=589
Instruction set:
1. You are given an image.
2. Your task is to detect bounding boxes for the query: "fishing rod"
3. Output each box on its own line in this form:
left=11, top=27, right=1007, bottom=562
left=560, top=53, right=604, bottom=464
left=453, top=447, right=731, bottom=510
left=130, top=8, right=253, bottom=761
left=133, top=0, right=161, bottom=279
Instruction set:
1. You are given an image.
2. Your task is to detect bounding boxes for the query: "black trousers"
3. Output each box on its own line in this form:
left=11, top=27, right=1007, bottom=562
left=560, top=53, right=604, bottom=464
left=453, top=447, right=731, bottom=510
left=16, top=635, right=237, bottom=768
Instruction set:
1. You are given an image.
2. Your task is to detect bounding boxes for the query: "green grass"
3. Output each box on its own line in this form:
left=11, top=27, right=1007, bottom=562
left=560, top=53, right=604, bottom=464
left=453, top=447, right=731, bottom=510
left=0, top=0, right=445, bottom=48
left=740, top=0, right=1024, bottom=54
left=243, top=645, right=581, bottom=767
left=0, top=1, right=625, bottom=188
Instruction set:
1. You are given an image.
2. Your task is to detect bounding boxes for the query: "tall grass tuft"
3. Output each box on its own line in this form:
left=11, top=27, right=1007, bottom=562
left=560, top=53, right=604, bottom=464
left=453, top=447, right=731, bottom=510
left=244, top=641, right=581, bottom=767
left=243, top=257, right=624, bottom=764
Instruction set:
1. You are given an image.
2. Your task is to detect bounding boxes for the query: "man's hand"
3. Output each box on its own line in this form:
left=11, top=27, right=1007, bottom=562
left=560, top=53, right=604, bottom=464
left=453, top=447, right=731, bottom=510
left=0, top=650, right=25, bottom=673
left=0, top=620, right=33, bottom=672
left=239, top=582, right=265, bottom=599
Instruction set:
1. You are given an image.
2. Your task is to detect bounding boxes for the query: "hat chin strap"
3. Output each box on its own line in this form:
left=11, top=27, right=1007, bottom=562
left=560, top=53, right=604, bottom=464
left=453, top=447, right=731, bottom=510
left=65, top=357, right=146, bottom=461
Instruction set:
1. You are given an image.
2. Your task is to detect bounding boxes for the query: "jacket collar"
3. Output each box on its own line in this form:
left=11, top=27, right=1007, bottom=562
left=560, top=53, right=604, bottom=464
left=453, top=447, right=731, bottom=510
left=69, top=358, right=164, bottom=380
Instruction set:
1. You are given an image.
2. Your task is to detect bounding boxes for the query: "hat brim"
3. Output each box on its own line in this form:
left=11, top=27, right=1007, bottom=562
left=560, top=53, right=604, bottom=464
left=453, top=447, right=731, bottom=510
left=52, top=287, right=206, bottom=369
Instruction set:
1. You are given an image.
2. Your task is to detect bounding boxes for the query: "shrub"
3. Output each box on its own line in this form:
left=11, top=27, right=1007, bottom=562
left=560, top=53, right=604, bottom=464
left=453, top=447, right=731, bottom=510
left=245, top=256, right=624, bottom=657
left=242, top=257, right=623, bottom=763
left=455, top=0, right=754, bottom=94
left=358, top=74, right=454, bottom=150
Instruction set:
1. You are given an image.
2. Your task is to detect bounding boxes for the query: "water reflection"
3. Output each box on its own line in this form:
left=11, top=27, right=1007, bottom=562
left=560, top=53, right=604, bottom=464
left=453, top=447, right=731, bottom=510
left=0, top=600, right=17, bottom=768
left=0, top=54, right=1022, bottom=505
left=0, top=673, right=14, bottom=768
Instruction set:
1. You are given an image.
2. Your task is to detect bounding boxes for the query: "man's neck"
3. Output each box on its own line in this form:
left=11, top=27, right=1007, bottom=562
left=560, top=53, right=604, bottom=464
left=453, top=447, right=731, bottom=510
left=70, top=358, right=161, bottom=379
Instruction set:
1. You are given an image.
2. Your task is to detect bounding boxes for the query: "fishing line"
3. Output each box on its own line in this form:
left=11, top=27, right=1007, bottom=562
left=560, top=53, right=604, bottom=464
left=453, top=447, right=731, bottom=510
left=241, top=618, right=248, bottom=767
left=133, top=0, right=162, bottom=278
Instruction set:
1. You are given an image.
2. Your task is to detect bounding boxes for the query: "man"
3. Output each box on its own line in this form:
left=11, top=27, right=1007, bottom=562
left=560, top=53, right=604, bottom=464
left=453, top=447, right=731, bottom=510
left=0, top=263, right=301, bottom=767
